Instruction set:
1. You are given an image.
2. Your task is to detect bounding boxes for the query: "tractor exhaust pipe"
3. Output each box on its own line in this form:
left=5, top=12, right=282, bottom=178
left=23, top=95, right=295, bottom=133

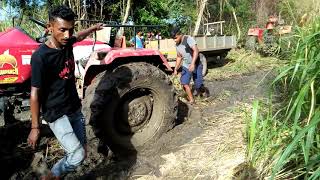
left=28, top=17, right=47, bottom=28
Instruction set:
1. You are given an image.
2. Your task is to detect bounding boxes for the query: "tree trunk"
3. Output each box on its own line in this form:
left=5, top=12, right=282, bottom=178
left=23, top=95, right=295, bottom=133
left=219, top=0, right=223, bottom=21
left=225, top=0, right=241, bottom=40
left=193, top=0, right=208, bottom=36
left=18, top=9, right=24, bottom=26
left=117, top=0, right=132, bottom=36
left=232, top=7, right=241, bottom=40
left=255, top=0, right=278, bottom=26
left=122, top=0, right=131, bottom=24
left=121, top=0, right=125, bottom=18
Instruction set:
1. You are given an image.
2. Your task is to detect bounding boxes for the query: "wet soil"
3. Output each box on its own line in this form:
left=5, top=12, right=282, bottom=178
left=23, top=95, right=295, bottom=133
left=0, top=69, right=274, bottom=180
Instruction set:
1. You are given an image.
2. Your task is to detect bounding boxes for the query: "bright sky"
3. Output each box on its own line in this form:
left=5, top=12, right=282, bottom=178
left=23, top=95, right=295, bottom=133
left=0, top=8, right=5, bottom=21
left=0, top=5, right=17, bottom=21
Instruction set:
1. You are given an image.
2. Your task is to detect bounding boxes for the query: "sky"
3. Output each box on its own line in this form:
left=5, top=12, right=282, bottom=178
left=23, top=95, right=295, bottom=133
left=0, top=11, right=4, bottom=21
left=0, top=7, right=6, bottom=21
left=0, top=4, right=18, bottom=21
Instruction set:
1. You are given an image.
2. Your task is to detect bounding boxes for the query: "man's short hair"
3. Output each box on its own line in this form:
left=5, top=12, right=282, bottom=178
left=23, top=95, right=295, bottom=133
left=49, top=5, right=76, bottom=22
left=170, top=27, right=181, bottom=38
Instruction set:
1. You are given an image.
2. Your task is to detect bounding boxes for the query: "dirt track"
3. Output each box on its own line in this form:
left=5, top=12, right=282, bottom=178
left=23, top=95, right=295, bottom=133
left=0, top=68, right=273, bottom=180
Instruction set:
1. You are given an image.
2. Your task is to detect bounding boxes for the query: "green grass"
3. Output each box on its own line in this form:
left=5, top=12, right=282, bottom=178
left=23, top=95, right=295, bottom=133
left=205, top=49, right=281, bottom=81
left=0, top=20, right=12, bottom=32
left=0, top=16, right=44, bottom=39
left=246, top=16, right=320, bottom=179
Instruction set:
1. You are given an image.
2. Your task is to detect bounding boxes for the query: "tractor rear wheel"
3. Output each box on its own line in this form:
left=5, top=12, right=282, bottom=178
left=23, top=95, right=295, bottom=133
left=83, top=62, right=177, bottom=153
left=0, top=97, right=5, bottom=127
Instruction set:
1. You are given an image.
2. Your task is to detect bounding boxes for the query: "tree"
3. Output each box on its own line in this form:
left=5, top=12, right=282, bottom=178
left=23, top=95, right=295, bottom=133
left=193, top=0, right=208, bottom=36
left=121, top=0, right=132, bottom=24
left=224, top=0, right=241, bottom=40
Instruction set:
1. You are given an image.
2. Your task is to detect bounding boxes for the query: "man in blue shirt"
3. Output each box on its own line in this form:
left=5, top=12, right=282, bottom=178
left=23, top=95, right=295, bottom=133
left=130, top=30, right=144, bottom=48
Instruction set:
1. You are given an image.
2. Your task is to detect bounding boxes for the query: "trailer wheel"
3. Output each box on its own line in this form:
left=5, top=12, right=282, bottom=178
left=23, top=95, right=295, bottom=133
left=199, top=53, right=208, bottom=77
left=83, top=62, right=178, bottom=152
left=218, top=52, right=228, bottom=66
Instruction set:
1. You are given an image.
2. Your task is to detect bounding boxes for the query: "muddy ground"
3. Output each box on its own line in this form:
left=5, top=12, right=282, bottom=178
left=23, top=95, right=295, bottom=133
left=0, top=64, right=274, bottom=180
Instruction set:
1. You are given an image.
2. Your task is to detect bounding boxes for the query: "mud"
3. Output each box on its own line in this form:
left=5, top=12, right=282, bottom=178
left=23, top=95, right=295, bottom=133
left=0, top=69, right=274, bottom=180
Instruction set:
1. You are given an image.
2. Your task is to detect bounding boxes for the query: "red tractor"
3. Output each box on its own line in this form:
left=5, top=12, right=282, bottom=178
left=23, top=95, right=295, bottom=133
left=0, top=19, right=177, bottom=152
left=246, top=15, right=292, bottom=51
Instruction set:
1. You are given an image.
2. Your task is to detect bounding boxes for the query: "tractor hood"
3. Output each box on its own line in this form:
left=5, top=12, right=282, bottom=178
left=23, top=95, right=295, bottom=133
left=0, top=27, right=39, bottom=48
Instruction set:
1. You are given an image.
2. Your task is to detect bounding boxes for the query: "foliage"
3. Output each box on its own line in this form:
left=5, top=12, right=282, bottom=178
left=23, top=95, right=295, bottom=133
left=277, top=0, right=319, bottom=25
left=0, top=0, right=48, bottom=37
left=164, top=0, right=197, bottom=33
left=222, top=0, right=256, bottom=43
left=247, top=15, right=320, bottom=179
left=205, top=49, right=280, bottom=80
left=1, top=0, right=288, bottom=41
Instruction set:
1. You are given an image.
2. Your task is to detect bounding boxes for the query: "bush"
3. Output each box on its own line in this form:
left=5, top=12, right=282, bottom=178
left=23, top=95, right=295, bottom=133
left=247, top=16, right=320, bottom=179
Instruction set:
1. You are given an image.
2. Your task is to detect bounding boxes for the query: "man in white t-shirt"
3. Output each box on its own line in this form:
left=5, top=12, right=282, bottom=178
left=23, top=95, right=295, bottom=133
left=171, top=27, right=206, bottom=104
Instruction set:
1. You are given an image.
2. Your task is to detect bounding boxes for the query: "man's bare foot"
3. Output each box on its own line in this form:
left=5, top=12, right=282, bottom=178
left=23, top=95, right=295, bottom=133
left=188, top=98, right=195, bottom=105
left=186, top=95, right=195, bottom=105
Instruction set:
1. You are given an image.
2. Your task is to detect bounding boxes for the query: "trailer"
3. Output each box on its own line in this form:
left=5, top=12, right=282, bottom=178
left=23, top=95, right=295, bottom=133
left=145, top=21, right=237, bottom=68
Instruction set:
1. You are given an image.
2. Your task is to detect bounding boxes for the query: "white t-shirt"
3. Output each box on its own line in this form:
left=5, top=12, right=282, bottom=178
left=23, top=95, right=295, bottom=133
left=176, top=36, right=197, bottom=68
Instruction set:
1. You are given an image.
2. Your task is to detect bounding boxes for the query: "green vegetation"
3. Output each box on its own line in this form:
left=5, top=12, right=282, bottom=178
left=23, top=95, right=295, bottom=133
left=2, top=0, right=320, bottom=178
left=205, top=49, right=280, bottom=80
left=246, top=14, right=320, bottom=179
left=0, top=0, right=284, bottom=42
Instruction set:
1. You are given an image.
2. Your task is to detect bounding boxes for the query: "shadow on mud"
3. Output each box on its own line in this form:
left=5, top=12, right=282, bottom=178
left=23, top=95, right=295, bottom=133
left=0, top=121, right=54, bottom=179
left=0, top=122, right=32, bottom=179
left=176, top=100, right=189, bottom=125
left=76, top=65, right=138, bottom=179
left=232, top=162, right=258, bottom=179
left=76, top=155, right=137, bottom=180
left=77, top=100, right=189, bottom=179
left=207, top=57, right=233, bottom=69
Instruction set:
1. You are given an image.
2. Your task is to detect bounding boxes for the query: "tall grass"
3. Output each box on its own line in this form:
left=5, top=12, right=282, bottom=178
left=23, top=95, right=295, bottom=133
left=246, top=15, right=320, bottom=179
left=0, top=6, right=48, bottom=37
left=0, top=19, right=12, bottom=32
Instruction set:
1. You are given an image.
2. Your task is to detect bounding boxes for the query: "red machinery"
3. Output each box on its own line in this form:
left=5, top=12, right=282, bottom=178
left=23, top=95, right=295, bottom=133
left=0, top=20, right=176, bottom=152
left=246, top=16, right=292, bottom=50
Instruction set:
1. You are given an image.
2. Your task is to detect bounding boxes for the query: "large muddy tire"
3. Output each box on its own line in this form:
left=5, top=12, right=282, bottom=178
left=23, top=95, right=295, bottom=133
left=83, top=62, right=177, bottom=152
left=0, top=97, right=5, bottom=127
left=199, top=53, right=207, bottom=77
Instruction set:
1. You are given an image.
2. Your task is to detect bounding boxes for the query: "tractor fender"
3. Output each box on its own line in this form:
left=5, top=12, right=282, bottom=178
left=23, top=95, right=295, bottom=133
left=82, top=48, right=173, bottom=97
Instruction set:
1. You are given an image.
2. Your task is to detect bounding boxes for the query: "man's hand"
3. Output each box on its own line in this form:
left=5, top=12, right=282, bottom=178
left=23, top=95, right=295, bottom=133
left=93, top=23, right=104, bottom=31
left=29, top=87, right=41, bottom=149
left=173, top=69, right=178, bottom=76
left=28, top=128, right=40, bottom=149
left=188, top=64, right=195, bottom=72
left=76, top=23, right=104, bottom=42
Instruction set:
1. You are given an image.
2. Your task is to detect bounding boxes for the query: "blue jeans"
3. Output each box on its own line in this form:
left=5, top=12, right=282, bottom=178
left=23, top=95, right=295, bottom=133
left=180, top=64, right=204, bottom=90
left=48, top=109, right=86, bottom=177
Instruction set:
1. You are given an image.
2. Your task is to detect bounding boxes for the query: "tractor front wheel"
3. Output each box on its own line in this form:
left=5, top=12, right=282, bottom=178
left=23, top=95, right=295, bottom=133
left=83, top=62, right=177, bottom=153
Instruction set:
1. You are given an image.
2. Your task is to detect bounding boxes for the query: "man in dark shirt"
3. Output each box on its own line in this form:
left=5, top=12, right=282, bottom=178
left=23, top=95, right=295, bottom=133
left=27, top=5, right=103, bottom=179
